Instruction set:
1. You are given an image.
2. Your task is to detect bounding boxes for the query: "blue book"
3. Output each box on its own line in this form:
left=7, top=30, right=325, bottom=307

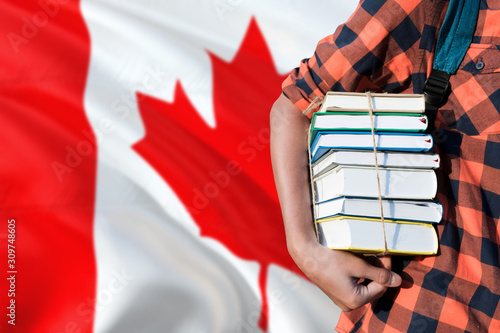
left=310, top=131, right=433, bottom=163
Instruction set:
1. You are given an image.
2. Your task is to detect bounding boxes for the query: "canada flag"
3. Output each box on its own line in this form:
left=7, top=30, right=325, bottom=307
left=1, top=1, right=356, bottom=332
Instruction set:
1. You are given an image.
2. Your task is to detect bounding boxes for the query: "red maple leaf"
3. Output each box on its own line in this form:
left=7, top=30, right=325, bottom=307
left=133, top=18, right=301, bottom=331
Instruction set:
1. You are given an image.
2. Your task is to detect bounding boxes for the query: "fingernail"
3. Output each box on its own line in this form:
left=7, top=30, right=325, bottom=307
left=390, top=274, right=396, bottom=286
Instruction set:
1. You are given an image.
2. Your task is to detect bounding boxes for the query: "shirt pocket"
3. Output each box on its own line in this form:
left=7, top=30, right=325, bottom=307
left=436, top=43, right=500, bottom=136
left=460, top=43, right=500, bottom=74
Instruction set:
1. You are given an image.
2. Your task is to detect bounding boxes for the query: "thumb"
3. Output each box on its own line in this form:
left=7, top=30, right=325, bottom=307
left=364, top=264, right=402, bottom=287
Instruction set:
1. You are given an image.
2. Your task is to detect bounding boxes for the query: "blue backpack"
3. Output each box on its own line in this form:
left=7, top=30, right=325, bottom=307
left=423, top=0, right=481, bottom=111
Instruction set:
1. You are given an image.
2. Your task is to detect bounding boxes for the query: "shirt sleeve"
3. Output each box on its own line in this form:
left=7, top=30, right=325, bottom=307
left=282, top=0, right=433, bottom=114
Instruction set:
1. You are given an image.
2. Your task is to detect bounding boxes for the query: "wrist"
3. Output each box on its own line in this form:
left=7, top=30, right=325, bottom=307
left=286, top=231, right=321, bottom=263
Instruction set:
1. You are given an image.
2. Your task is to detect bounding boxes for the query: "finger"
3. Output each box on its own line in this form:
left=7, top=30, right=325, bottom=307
left=362, top=262, right=401, bottom=287
left=378, top=256, right=392, bottom=270
left=363, top=279, right=390, bottom=301
left=364, top=255, right=392, bottom=270
left=339, top=256, right=398, bottom=309
left=348, top=276, right=389, bottom=309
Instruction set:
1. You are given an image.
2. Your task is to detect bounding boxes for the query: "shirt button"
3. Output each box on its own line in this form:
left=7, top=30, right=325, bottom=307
left=475, top=61, right=485, bottom=70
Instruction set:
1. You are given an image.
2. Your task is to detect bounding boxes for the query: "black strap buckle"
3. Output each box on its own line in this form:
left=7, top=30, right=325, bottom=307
left=423, top=70, right=451, bottom=109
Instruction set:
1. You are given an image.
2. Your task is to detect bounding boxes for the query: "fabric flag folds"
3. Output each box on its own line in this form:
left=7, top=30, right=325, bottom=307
left=0, top=1, right=357, bottom=332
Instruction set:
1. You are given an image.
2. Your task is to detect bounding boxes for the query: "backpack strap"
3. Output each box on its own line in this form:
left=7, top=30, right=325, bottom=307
left=423, top=0, right=481, bottom=110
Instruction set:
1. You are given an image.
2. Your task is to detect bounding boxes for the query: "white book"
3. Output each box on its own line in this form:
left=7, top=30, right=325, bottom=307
left=318, top=92, right=425, bottom=113
left=317, top=218, right=438, bottom=255
left=315, top=197, right=443, bottom=223
left=312, top=150, right=440, bottom=177
left=313, top=165, right=437, bottom=202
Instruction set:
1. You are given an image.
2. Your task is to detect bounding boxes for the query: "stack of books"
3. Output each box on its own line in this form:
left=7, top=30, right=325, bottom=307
left=309, top=92, right=442, bottom=255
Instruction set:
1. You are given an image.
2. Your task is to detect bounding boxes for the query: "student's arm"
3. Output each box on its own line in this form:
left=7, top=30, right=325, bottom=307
left=270, top=93, right=401, bottom=311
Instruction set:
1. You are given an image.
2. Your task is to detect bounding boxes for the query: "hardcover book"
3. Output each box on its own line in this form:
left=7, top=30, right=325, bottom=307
left=310, top=131, right=433, bottom=163
left=318, top=91, right=425, bottom=113
left=311, top=150, right=440, bottom=177
left=316, top=217, right=438, bottom=255
left=311, top=112, right=428, bottom=133
left=315, top=197, right=443, bottom=224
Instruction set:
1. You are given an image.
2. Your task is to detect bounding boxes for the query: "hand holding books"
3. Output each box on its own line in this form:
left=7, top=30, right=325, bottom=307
left=270, top=93, right=403, bottom=312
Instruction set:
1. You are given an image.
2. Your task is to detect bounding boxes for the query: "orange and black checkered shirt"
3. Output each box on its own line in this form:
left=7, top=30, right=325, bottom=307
left=282, top=0, right=500, bottom=331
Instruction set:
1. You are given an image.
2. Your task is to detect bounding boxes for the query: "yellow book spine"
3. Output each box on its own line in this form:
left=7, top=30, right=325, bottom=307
left=316, top=215, right=436, bottom=228
left=325, top=246, right=437, bottom=256
left=317, top=215, right=439, bottom=255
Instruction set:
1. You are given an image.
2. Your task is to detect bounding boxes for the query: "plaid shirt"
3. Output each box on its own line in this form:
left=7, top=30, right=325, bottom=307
left=282, top=0, right=500, bottom=331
